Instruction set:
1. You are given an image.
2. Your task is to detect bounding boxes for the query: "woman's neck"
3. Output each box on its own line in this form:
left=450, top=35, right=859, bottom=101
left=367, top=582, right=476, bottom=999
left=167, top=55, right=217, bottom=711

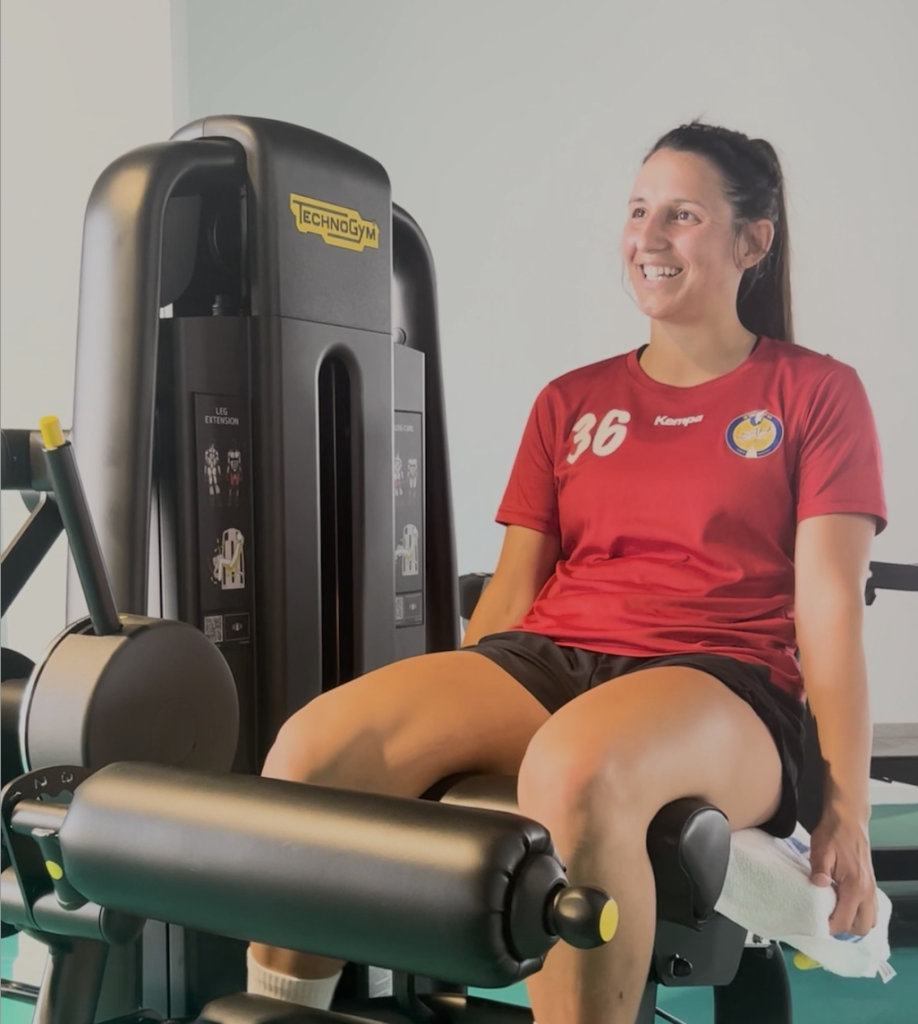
left=641, top=319, right=759, bottom=387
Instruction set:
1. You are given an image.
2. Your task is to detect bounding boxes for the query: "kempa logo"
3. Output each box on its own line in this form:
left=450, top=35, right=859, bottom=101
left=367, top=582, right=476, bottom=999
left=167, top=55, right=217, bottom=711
left=654, top=414, right=704, bottom=427
left=289, top=194, right=379, bottom=252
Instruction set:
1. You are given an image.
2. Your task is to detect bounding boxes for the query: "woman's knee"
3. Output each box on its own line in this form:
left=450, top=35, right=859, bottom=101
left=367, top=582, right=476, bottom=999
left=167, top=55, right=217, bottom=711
left=261, top=686, right=371, bottom=785
left=517, top=722, right=653, bottom=839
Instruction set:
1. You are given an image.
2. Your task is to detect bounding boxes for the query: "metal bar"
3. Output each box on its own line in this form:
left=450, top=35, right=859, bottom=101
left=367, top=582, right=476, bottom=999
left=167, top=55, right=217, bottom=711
left=40, top=429, right=122, bottom=636
left=0, top=978, right=40, bottom=1003
left=655, top=1010, right=691, bottom=1024
left=10, top=800, right=69, bottom=835
left=32, top=938, right=108, bottom=1024
left=0, top=493, right=63, bottom=616
left=867, top=561, right=918, bottom=593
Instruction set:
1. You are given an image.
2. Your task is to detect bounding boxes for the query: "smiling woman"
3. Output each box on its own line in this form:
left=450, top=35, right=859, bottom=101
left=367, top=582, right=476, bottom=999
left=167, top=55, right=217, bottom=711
left=249, top=119, right=887, bottom=1024
left=650, top=123, right=790, bottom=333
left=624, top=121, right=791, bottom=388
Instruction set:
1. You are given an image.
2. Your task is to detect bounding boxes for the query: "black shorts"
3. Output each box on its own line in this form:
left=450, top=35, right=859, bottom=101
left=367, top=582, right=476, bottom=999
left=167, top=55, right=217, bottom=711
left=464, top=631, right=806, bottom=839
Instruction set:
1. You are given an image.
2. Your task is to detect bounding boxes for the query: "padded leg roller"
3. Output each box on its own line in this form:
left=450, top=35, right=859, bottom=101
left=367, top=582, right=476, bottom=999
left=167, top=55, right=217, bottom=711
left=57, top=763, right=616, bottom=988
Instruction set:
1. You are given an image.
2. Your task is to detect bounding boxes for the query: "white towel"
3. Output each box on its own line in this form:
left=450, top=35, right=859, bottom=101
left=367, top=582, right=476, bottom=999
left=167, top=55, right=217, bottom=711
left=714, top=823, right=896, bottom=982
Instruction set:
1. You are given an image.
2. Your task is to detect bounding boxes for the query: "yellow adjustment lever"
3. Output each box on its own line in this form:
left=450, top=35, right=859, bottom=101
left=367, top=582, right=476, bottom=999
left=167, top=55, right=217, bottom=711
left=39, top=416, right=66, bottom=450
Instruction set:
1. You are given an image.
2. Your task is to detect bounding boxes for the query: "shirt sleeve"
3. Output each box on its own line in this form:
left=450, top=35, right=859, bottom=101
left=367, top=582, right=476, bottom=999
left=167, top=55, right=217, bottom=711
left=496, top=385, right=560, bottom=537
left=796, top=363, right=887, bottom=533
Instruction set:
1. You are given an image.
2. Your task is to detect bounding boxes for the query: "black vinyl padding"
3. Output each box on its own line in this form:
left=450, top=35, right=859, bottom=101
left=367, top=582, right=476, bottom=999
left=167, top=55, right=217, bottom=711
left=59, top=763, right=564, bottom=987
left=436, top=776, right=730, bottom=927
left=645, top=799, right=731, bottom=927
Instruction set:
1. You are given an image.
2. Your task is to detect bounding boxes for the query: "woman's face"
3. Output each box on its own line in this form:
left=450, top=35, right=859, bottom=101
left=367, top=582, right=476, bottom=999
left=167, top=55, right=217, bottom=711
left=621, top=148, right=763, bottom=327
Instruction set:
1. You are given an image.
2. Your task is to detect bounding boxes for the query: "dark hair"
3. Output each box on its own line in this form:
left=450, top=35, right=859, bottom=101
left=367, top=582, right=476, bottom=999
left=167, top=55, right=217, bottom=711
left=646, top=121, right=793, bottom=343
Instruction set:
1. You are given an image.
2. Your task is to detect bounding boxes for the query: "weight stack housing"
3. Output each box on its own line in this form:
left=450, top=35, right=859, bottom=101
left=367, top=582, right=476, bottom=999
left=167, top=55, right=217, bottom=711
left=66, top=114, right=458, bottom=1018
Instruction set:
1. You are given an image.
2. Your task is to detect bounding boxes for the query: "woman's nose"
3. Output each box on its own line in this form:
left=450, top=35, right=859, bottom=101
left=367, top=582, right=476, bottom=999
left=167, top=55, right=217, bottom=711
left=635, top=211, right=669, bottom=252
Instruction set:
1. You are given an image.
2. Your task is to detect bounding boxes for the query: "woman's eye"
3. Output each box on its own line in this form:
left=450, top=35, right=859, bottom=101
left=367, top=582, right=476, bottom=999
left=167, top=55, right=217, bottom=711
left=675, top=209, right=697, bottom=222
left=631, top=208, right=646, bottom=218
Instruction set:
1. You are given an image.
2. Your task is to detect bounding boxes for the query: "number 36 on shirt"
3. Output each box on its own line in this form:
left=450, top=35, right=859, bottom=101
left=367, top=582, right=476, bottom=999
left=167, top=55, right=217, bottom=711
left=567, top=409, right=631, bottom=464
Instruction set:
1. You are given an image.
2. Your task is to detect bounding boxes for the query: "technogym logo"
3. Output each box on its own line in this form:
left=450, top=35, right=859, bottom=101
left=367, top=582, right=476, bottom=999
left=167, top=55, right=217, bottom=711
left=289, top=193, right=379, bottom=252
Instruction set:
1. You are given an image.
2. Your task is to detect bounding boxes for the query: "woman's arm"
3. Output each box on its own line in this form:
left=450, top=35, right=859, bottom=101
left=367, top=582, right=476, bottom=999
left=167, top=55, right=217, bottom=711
left=462, top=525, right=562, bottom=647
left=794, top=511, right=878, bottom=935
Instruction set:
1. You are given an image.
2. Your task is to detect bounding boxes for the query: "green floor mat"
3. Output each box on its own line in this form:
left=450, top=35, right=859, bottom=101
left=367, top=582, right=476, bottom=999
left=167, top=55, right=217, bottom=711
left=871, top=803, right=918, bottom=846
left=0, top=997, right=34, bottom=1024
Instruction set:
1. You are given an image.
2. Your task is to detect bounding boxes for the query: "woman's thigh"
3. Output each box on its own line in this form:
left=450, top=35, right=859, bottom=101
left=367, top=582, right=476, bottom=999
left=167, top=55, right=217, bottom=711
left=263, top=650, right=551, bottom=797
left=518, top=665, right=784, bottom=832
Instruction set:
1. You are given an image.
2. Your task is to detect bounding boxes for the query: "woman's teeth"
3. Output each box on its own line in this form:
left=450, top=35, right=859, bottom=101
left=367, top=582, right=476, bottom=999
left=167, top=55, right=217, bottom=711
left=642, top=266, right=682, bottom=280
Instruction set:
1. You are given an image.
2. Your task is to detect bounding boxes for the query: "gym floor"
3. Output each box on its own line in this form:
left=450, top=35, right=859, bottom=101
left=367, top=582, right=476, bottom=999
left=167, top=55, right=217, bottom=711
left=3, top=784, right=916, bottom=1024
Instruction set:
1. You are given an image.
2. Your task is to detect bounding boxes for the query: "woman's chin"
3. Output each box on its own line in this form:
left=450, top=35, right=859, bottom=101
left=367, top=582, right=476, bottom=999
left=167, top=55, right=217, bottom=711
left=635, top=295, right=680, bottom=321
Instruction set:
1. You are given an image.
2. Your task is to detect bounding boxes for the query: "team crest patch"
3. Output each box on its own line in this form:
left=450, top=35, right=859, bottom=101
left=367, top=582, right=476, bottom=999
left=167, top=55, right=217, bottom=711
left=726, top=410, right=784, bottom=458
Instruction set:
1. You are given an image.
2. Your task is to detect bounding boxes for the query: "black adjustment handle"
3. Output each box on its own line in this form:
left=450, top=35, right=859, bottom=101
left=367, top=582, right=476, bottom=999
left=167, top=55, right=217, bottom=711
left=549, top=886, right=619, bottom=949
left=29, top=827, right=87, bottom=911
left=38, top=417, right=122, bottom=636
left=867, top=561, right=918, bottom=594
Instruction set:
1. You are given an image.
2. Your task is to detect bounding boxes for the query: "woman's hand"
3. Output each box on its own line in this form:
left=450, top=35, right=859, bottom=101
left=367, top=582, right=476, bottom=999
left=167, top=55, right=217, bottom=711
left=809, top=802, right=878, bottom=937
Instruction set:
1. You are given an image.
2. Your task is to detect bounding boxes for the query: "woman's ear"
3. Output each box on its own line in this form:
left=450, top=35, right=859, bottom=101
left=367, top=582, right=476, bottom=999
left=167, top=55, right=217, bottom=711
left=738, top=218, right=776, bottom=270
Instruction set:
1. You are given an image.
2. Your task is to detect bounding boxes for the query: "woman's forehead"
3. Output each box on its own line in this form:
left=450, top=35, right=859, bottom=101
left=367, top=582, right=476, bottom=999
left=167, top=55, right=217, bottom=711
left=631, top=149, right=726, bottom=204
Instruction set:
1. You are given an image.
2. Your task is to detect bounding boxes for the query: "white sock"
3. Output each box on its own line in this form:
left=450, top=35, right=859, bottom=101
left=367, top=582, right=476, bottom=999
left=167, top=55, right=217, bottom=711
left=246, top=949, right=342, bottom=1010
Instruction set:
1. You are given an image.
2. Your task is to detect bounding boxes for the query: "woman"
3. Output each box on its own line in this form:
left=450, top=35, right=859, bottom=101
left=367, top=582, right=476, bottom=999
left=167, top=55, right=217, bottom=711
left=248, top=121, right=886, bottom=1024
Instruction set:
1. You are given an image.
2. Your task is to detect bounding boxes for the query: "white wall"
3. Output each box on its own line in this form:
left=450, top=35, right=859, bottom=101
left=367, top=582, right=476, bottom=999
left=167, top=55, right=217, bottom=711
left=2, top=1, right=913, bottom=723
left=177, top=0, right=917, bottom=722
left=1, top=0, right=176, bottom=659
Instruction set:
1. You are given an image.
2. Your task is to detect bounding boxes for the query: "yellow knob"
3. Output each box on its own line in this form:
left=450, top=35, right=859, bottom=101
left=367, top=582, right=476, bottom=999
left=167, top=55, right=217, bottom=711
left=45, top=860, right=63, bottom=880
left=793, top=951, right=822, bottom=971
left=599, top=898, right=620, bottom=942
left=39, top=416, right=65, bottom=450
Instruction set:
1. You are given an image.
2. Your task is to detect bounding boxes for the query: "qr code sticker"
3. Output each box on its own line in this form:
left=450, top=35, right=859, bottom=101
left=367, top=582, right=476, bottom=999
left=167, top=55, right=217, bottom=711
left=203, top=615, right=224, bottom=644
left=395, top=596, right=404, bottom=622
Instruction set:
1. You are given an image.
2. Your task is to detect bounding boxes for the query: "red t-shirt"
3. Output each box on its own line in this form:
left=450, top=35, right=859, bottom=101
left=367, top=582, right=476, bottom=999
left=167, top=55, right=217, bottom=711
left=496, top=338, right=887, bottom=700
